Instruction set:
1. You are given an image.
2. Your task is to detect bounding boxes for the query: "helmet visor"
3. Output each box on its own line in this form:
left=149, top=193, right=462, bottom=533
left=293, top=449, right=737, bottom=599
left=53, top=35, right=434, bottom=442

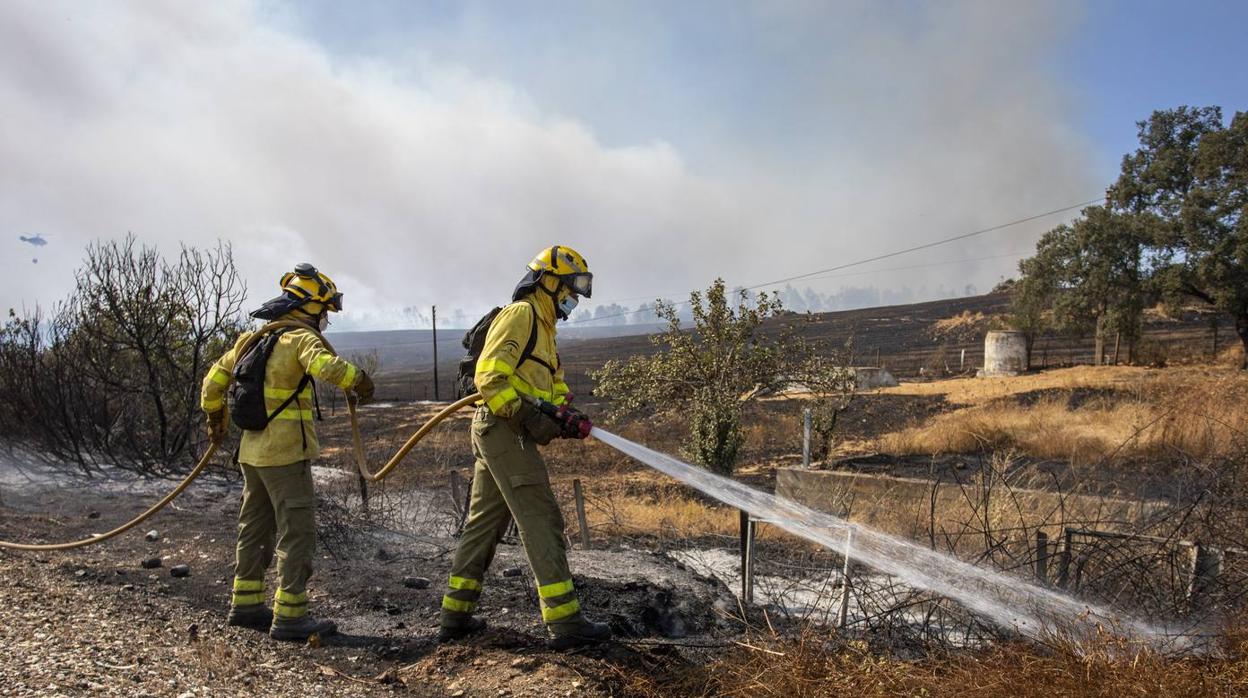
left=564, top=272, right=593, bottom=298
left=326, top=292, right=343, bottom=312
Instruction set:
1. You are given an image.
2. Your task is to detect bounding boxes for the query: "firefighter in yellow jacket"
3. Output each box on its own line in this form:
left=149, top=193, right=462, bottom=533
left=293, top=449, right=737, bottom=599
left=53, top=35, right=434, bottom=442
left=201, top=264, right=374, bottom=641
left=439, top=246, right=611, bottom=650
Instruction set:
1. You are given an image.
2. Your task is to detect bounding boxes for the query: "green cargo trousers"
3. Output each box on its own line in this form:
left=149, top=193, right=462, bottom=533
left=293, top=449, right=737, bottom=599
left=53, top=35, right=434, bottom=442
left=441, top=408, right=583, bottom=629
left=232, top=460, right=317, bottom=620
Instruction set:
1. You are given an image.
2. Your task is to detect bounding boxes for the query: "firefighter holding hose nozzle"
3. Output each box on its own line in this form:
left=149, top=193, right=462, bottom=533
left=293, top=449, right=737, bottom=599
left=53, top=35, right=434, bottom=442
left=439, top=246, right=610, bottom=650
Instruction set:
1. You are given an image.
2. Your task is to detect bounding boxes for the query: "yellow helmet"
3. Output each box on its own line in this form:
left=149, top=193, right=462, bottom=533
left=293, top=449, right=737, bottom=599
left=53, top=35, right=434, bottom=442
left=526, top=245, right=592, bottom=297
left=252, top=263, right=344, bottom=321
left=280, top=263, right=343, bottom=312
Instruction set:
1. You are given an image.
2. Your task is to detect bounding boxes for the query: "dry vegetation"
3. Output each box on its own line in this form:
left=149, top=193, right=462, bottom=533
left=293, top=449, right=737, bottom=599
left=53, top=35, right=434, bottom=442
left=865, top=365, right=1248, bottom=464
left=628, top=628, right=1248, bottom=697
left=36, top=357, right=1236, bottom=696
left=929, top=309, right=992, bottom=341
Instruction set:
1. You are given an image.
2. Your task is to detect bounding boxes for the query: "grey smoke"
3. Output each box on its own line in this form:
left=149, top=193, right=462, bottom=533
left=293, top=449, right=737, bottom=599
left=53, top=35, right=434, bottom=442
left=1, top=1, right=1096, bottom=329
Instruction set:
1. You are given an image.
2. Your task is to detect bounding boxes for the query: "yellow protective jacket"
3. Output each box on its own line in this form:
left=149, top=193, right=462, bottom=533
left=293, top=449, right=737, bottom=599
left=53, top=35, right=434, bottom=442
left=475, top=293, right=569, bottom=418
left=201, top=319, right=361, bottom=467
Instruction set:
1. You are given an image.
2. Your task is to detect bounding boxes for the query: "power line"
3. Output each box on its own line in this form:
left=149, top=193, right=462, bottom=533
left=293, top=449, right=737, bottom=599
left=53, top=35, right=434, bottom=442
left=569, top=196, right=1104, bottom=325
left=742, top=198, right=1103, bottom=291
left=335, top=197, right=1101, bottom=339
left=794, top=250, right=1029, bottom=283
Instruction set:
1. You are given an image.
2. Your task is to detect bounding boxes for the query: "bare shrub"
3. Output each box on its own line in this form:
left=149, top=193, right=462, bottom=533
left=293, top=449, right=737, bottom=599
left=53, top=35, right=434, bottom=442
left=0, top=236, right=246, bottom=474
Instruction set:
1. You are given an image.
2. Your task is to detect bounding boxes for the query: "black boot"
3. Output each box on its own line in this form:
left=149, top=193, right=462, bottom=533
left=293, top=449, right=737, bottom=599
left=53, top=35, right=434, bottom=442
left=547, top=617, right=612, bottom=650
left=438, top=616, right=487, bottom=642
left=227, top=605, right=272, bottom=631
left=270, top=614, right=337, bottom=641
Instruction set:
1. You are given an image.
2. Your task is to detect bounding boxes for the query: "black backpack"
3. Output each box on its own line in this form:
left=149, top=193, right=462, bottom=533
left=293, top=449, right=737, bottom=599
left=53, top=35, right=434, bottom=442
left=456, top=303, right=543, bottom=398
left=229, top=329, right=314, bottom=431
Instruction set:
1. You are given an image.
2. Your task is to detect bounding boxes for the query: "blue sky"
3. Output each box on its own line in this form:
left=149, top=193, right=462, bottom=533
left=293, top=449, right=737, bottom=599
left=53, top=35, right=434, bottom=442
left=2, top=1, right=1244, bottom=328
left=1063, top=0, right=1247, bottom=178
left=279, top=0, right=1247, bottom=182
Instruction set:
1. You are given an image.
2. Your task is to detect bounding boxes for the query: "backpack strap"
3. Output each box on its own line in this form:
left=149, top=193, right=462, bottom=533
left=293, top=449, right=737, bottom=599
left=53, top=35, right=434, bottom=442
left=263, top=363, right=313, bottom=427
left=518, top=301, right=555, bottom=373
left=257, top=328, right=315, bottom=450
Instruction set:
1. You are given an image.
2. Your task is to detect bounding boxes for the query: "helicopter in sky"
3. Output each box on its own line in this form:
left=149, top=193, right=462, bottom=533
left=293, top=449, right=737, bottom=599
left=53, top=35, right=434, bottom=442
left=19, top=234, right=49, bottom=263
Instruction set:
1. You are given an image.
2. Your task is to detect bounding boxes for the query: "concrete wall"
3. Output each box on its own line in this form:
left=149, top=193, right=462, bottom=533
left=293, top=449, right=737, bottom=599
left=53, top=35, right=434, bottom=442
left=775, top=467, right=1164, bottom=537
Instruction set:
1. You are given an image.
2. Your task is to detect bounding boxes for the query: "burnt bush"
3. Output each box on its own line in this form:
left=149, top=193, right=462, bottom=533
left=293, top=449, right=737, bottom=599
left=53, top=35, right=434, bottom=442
left=0, top=236, right=246, bottom=474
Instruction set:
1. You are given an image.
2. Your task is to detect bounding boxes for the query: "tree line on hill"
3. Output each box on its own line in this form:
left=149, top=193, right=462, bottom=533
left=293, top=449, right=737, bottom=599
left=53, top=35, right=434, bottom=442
left=1008, top=106, right=1247, bottom=368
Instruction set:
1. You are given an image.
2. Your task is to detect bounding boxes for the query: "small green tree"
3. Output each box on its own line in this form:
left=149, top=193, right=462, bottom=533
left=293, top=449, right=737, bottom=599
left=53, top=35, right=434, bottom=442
left=787, top=337, right=856, bottom=463
left=1012, top=206, right=1147, bottom=364
left=593, top=279, right=851, bottom=475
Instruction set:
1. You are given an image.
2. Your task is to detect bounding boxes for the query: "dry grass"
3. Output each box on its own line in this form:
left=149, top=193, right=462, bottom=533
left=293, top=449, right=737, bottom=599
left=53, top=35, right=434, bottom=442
left=868, top=366, right=1248, bottom=463
left=930, top=310, right=988, bottom=340
left=879, top=365, right=1150, bottom=406
left=575, top=472, right=791, bottom=542
left=629, top=627, right=1248, bottom=697
left=875, top=398, right=1156, bottom=463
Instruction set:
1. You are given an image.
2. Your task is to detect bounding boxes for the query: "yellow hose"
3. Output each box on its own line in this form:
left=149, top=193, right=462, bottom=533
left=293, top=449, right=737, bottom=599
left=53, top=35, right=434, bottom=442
left=0, top=320, right=479, bottom=551
left=347, top=394, right=481, bottom=482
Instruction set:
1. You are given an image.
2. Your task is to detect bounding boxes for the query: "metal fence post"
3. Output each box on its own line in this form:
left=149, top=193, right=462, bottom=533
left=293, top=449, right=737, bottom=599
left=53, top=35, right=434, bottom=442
left=744, top=519, right=758, bottom=605
left=837, top=527, right=854, bottom=628
left=802, top=408, right=812, bottom=467
left=739, top=510, right=753, bottom=604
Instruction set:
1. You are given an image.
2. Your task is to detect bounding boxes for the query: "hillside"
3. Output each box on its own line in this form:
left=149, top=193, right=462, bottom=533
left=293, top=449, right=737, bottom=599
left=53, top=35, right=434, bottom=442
left=359, top=292, right=1230, bottom=401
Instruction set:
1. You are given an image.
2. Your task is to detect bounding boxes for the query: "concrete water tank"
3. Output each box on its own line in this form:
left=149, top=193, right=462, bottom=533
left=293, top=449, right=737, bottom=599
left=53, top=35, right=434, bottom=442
left=979, top=330, right=1028, bottom=377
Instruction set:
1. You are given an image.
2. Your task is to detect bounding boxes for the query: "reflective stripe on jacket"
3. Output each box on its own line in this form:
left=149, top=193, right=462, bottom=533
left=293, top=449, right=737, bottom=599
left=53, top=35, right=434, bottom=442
left=474, top=293, right=569, bottom=418
left=200, top=317, right=360, bottom=466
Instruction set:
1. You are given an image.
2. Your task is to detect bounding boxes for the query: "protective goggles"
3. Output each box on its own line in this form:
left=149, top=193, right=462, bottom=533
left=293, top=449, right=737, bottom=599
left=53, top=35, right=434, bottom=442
left=561, top=272, right=593, bottom=298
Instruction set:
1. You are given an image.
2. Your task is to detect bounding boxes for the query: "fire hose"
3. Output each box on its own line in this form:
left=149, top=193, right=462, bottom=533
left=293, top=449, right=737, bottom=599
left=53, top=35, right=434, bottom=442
left=0, top=320, right=480, bottom=551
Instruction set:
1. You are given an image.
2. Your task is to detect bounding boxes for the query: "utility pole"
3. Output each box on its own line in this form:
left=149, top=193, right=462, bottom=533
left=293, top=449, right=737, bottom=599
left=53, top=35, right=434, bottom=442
left=432, top=305, right=440, bottom=401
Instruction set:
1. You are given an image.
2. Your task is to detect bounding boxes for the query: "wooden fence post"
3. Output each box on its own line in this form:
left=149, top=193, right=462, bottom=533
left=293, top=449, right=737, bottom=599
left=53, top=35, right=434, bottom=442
left=449, top=469, right=468, bottom=532
left=1056, top=528, right=1073, bottom=589
left=1188, top=544, right=1224, bottom=609
left=573, top=479, right=591, bottom=550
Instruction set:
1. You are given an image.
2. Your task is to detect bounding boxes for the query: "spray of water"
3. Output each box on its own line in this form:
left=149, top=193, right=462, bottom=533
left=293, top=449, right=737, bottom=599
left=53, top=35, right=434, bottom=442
left=591, top=428, right=1188, bottom=649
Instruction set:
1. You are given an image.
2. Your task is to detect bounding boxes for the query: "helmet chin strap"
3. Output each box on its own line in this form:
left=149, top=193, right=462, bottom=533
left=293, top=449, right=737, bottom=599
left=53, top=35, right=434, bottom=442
left=538, top=276, right=571, bottom=320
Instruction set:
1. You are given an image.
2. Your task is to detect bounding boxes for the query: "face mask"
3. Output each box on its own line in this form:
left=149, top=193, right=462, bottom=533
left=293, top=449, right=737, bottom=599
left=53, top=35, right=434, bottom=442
left=318, top=315, right=330, bottom=332
left=558, top=294, right=579, bottom=318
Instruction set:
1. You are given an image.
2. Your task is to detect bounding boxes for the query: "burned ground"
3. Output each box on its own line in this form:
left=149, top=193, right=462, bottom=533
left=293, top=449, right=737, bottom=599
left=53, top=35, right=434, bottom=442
left=0, top=458, right=744, bottom=697
left=4, top=361, right=1248, bottom=696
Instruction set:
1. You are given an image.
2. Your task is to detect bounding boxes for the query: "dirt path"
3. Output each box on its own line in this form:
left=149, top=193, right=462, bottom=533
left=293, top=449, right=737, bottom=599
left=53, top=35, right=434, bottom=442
left=0, top=464, right=731, bottom=696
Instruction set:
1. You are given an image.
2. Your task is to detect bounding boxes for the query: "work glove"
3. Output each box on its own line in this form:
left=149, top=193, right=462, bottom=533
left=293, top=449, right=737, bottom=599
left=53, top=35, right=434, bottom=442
left=206, top=409, right=228, bottom=444
left=353, top=371, right=375, bottom=405
left=553, top=404, right=593, bottom=440
left=506, top=397, right=562, bottom=446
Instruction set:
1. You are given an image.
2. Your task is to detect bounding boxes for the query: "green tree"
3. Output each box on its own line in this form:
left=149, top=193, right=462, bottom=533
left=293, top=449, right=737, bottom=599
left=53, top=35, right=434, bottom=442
left=1111, top=106, right=1248, bottom=366
left=593, top=279, right=851, bottom=475
left=1011, top=206, right=1147, bottom=365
